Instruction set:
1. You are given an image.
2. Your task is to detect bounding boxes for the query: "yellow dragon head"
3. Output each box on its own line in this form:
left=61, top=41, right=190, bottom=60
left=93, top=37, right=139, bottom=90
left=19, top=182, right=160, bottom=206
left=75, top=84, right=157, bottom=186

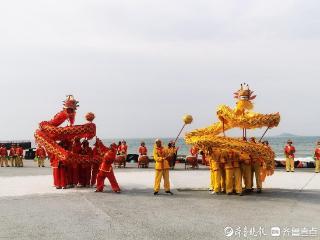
left=233, top=83, right=256, bottom=115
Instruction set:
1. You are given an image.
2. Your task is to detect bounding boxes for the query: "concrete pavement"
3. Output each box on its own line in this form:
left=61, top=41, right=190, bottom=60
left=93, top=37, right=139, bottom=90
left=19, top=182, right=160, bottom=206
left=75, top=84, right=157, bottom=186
left=0, top=160, right=320, bottom=240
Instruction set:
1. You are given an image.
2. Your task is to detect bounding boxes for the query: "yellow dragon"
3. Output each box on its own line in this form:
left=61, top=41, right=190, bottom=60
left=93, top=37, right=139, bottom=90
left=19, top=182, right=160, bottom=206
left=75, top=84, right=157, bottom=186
left=185, top=84, right=280, bottom=178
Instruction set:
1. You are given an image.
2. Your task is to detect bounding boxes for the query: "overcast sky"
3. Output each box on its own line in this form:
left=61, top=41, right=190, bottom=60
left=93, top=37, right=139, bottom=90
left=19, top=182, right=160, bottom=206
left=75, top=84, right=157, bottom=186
left=0, top=0, right=320, bottom=140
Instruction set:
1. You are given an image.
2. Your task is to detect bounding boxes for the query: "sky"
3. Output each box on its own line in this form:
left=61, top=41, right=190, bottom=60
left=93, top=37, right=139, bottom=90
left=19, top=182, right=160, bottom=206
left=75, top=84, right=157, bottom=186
left=0, top=0, right=320, bottom=140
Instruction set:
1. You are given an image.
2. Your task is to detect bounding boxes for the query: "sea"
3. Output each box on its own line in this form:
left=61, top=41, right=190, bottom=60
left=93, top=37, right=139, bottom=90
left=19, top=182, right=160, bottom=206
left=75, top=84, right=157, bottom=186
left=100, top=136, right=320, bottom=162
left=30, top=136, right=320, bottom=162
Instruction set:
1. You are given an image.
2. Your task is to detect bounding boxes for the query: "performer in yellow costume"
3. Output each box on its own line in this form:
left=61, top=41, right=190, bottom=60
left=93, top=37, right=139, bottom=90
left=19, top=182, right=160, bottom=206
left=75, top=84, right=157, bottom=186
left=249, top=137, right=263, bottom=193
left=222, top=150, right=234, bottom=195
left=232, top=151, right=243, bottom=195
left=240, top=149, right=252, bottom=193
left=210, top=150, right=222, bottom=194
left=185, top=83, right=280, bottom=195
left=314, top=141, right=320, bottom=173
left=208, top=151, right=217, bottom=191
left=153, top=139, right=173, bottom=195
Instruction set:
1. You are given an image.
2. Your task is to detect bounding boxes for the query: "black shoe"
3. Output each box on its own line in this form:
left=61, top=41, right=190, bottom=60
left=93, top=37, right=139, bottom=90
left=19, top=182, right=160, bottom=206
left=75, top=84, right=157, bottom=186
left=244, top=189, right=252, bottom=194
left=257, top=189, right=262, bottom=194
left=226, top=192, right=233, bottom=195
left=237, top=192, right=243, bottom=196
left=154, top=191, right=159, bottom=195
left=56, top=187, right=62, bottom=189
left=165, top=191, right=174, bottom=195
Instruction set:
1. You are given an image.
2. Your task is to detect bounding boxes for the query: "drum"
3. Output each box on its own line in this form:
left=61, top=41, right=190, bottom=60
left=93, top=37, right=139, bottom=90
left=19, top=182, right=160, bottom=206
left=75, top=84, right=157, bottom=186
left=138, top=155, right=149, bottom=164
left=186, top=156, right=197, bottom=165
left=115, top=155, right=126, bottom=167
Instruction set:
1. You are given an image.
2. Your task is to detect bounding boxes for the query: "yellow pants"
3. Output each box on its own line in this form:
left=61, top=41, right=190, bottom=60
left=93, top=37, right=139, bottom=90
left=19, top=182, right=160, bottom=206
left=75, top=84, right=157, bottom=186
left=10, top=157, right=16, bottom=167
left=154, top=170, right=170, bottom=192
left=213, top=169, right=222, bottom=193
left=286, top=157, right=294, bottom=172
left=16, top=157, right=23, bottom=167
left=251, top=162, right=262, bottom=189
left=241, top=164, right=252, bottom=190
left=210, top=170, right=215, bottom=190
left=220, top=169, right=226, bottom=192
left=234, top=167, right=242, bottom=194
left=225, top=168, right=234, bottom=194
left=38, top=158, right=45, bottom=167
left=315, top=160, right=320, bottom=173
left=0, top=157, right=9, bottom=167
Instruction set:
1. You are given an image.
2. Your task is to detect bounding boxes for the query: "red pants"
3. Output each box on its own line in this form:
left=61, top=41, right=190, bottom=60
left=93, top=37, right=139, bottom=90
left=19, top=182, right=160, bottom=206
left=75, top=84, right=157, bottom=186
left=53, top=167, right=67, bottom=188
left=65, top=165, right=72, bottom=186
left=65, top=164, right=79, bottom=186
left=96, top=170, right=120, bottom=192
left=68, top=164, right=79, bottom=185
left=79, top=165, right=91, bottom=186
left=71, top=164, right=79, bottom=185
left=91, top=164, right=99, bottom=186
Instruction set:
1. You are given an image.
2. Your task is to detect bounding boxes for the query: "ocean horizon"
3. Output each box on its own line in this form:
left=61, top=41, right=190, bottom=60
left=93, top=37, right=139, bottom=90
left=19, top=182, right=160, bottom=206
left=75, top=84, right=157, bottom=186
left=22, top=135, right=320, bottom=161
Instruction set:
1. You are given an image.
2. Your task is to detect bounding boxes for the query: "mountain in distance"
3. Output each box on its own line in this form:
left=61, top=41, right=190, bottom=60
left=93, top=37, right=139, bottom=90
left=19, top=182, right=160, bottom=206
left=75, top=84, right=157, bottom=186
left=275, top=133, right=301, bottom=138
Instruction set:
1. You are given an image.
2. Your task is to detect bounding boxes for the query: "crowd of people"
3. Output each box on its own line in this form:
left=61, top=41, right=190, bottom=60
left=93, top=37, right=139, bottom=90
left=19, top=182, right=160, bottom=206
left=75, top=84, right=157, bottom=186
left=204, top=137, right=271, bottom=196
left=0, top=144, right=24, bottom=167
left=1, top=137, right=320, bottom=196
left=284, top=139, right=320, bottom=173
left=34, top=138, right=120, bottom=192
left=205, top=138, right=320, bottom=196
left=136, top=140, right=179, bottom=169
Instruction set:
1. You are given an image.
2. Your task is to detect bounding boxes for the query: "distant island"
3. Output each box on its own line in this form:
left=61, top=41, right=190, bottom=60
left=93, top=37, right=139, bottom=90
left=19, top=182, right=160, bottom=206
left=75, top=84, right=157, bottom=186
left=273, top=133, right=320, bottom=138
left=276, top=133, right=301, bottom=138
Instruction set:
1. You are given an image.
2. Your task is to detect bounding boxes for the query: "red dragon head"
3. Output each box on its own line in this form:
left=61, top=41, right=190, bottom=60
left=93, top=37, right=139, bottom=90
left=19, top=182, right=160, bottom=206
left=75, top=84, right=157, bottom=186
left=63, top=95, right=79, bottom=125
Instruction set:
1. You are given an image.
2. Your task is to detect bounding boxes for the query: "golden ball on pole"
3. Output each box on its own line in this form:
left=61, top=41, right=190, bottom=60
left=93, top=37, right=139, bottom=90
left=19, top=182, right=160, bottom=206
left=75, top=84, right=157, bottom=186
left=183, top=114, right=193, bottom=125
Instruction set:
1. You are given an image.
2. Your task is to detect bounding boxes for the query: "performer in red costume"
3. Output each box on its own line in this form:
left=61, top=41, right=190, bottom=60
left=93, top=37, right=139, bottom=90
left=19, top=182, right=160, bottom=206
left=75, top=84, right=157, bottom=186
left=62, top=140, right=72, bottom=187
left=15, top=144, right=24, bottom=167
left=187, top=145, right=199, bottom=168
left=53, top=140, right=69, bottom=189
left=72, top=137, right=82, bottom=187
left=80, top=140, right=93, bottom=187
left=9, top=144, right=16, bottom=167
left=284, top=139, right=296, bottom=172
left=119, top=140, right=128, bottom=156
left=0, top=144, right=9, bottom=167
left=48, top=95, right=79, bottom=189
left=96, top=143, right=121, bottom=193
left=35, top=145, right=47, bottom=167
left=35, top=95, right=98, bottom=190
left=91, top=142, right=100, bottom=187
